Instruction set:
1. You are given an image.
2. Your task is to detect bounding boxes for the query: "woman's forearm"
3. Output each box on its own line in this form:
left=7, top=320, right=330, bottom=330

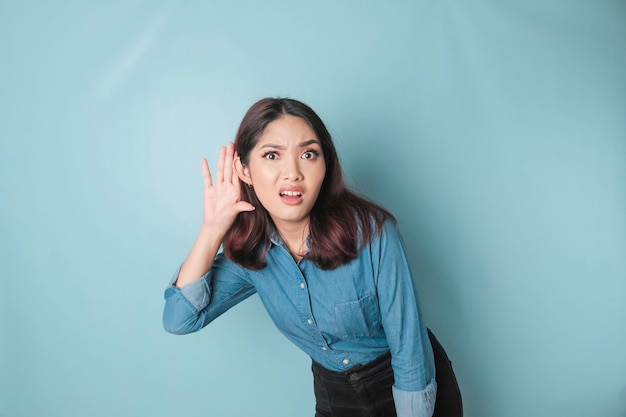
left=175, top=224, right=225, bottom=287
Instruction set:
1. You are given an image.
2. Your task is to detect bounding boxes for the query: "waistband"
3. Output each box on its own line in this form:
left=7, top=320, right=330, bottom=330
left=312, top=351, right=392, bottom=383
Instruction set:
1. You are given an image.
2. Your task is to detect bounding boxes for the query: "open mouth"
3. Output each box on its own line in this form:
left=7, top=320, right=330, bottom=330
left=279, top=187, right=304, bottom=205
left=280, top=190, right=302, bottom=197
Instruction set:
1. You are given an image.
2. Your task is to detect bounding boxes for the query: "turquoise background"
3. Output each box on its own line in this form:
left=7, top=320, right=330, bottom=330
left=1, top=1, right=625, bottom=416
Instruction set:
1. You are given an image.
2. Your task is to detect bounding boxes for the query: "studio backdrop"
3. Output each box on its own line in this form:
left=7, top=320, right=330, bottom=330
left=1, top=1, right=625, bottom=417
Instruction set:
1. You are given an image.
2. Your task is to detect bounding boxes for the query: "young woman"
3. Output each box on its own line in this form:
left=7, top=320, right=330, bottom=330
left=163, top=98, right=437, bottom=417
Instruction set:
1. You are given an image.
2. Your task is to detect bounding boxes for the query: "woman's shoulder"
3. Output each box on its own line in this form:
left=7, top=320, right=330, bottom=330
left=376, top=217, right=402, bottom=240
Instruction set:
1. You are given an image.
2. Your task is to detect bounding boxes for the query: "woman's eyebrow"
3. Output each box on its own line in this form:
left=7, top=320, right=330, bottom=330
left=260, top=143, right=285, bottom=150
left=259, top=139, right=320, bottom=149
left=299, top=139, right=321, bottom=147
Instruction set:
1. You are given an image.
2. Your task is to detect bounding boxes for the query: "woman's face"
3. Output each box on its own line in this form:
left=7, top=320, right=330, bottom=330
left=237, top=115, right=326, bottom=232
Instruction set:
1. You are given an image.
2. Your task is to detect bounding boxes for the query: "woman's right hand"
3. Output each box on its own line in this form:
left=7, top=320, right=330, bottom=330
left=175, top=143, right=254, bottom=288
left=201, top=142, right=255, bottom=235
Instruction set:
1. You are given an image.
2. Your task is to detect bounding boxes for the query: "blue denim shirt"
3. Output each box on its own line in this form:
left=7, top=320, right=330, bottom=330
left=163, top=221, right=436, bottom=417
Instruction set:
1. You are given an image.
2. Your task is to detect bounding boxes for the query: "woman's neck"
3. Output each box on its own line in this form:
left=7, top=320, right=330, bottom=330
left=273, top=219, right=310, bottom=261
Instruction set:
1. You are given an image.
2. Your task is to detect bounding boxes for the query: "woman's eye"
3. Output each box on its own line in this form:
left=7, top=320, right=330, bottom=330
left=263, top=152, right=278, bottom=160
left=302, top=150, right=319, bottom=160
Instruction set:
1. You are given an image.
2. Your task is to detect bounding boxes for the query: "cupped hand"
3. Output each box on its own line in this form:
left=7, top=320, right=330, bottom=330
left=201, top=142, right=255, bottom=233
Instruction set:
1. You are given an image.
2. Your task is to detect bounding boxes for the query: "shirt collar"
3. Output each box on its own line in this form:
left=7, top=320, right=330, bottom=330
left=268, top=226, right=311, bottom=255
left=269, top=227, right=284, bottom=247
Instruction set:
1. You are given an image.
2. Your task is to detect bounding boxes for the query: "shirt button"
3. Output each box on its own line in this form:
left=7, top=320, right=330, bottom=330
left=300, top=283, right=305, bottom=289
left=307, top=319, right=313, bottom=325
left=321, top=347, right=328, bottom=351
left=342, top=359, right=350, bottom=365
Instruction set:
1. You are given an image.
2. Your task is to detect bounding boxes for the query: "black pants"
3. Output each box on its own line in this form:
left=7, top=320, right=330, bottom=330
left=312, top=352, right=396, bottom=417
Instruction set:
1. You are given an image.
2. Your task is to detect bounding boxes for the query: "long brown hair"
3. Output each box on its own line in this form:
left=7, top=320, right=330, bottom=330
left=224, top=97, right=394, bottom=270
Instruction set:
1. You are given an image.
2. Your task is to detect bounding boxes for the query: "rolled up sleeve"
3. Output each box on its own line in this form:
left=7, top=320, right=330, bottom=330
left=162, top=255, right=256, bottom=335
left=392, top=379, right=437, bottom=417
left=162, top=268, right=212, bottom=334
left=374, top=222, right=437, bottom=416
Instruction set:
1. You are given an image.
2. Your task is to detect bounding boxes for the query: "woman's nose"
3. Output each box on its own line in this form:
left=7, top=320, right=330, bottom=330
left=282, top=157, right=303, bottom=181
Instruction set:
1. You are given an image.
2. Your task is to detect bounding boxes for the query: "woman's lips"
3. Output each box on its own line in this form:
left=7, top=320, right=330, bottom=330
left=279, top=187, right=304, bottom=205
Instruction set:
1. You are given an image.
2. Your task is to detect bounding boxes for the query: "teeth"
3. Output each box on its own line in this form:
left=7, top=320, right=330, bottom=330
left=281, top=191, right=302, bottom=196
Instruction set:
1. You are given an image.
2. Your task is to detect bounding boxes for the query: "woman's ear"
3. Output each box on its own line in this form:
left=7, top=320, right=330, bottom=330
left=234, top=157, right=252, bottom=186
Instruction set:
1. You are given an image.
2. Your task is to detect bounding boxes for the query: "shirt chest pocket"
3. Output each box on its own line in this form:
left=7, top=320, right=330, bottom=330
left=333, top=293, right=382, bottom=339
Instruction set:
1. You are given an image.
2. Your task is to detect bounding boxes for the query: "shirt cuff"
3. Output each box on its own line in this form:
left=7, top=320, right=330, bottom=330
left=168, top=267, right=212, bottom=311
left=392, top=378, right=437, bottom=417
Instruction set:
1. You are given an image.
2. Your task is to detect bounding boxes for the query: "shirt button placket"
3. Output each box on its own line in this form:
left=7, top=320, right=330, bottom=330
left=297, top=274, right=326, bottom=355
